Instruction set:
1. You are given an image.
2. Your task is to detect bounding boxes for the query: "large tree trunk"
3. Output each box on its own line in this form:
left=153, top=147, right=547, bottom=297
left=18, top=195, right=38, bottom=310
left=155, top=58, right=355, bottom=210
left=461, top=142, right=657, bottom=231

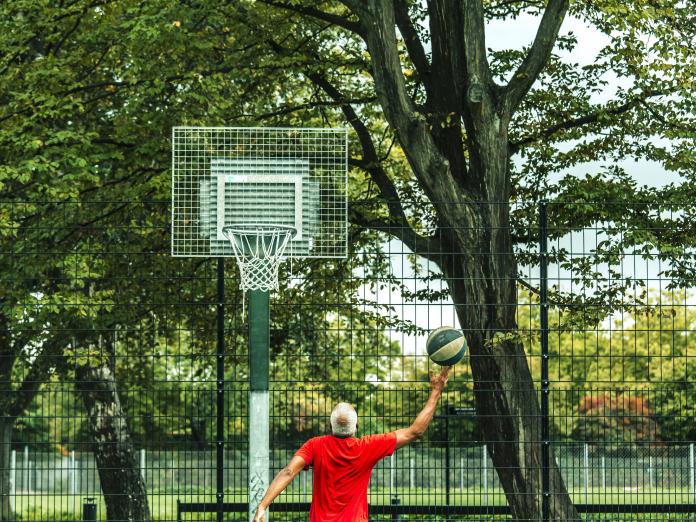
left=439, top=194, right=579, bottom=521
left=326, top=2, right=576, bottom=517
left=0, top=417, right=13, bottom=521
left=76, top=362, right=150, bottom=522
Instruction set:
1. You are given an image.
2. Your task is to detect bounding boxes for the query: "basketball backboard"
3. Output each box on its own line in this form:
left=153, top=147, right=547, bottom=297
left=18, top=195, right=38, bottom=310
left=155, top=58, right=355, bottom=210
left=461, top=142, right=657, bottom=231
left=171, top=127, right=347, bottom=258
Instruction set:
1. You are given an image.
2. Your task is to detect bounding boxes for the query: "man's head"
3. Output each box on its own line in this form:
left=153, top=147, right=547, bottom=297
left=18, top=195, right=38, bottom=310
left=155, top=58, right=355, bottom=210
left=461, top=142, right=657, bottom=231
left=330, top=402, right=357, bottom=437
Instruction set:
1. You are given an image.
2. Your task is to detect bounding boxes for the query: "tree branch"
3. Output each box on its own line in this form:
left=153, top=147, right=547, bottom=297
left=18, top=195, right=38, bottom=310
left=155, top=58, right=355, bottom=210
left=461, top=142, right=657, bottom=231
left=246, top=96, right=376, bottom=121
left=259, top=14, right=444, bottom=259
left=485, top=0, right=545, bottom=18
left=517, top=277, right=566, bottom=308
left=349, top=206, right=442, bottom=263
left=509, top=90, right=665, bottom=154
left=250, top=14, right=443, bottom=258
left=257, top=0, right=364, bottom=37
left=503, top=0, right=569, bottom=114
left=8, top=339, right=64, bottom=418
left=306, top=72, right=443, bottom=259
left=460, top=0, right=493, bottom=92
left=339, top=0, right=453, bottom=199
left=309, top=75, right=404, bottom=207
left=393, top=0, right=431, bottom=88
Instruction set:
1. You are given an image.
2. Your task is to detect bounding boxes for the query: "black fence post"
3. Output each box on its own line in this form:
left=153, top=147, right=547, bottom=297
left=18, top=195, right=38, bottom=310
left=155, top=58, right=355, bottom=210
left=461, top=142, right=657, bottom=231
left=216, top=258, right=225, bottom=522
left=444, top=402, right=450, bottom=510
left=540, top=201, right=550, bottom=522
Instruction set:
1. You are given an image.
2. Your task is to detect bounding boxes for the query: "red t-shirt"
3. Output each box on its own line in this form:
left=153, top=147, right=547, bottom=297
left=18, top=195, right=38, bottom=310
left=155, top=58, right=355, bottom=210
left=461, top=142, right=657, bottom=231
left=294, top=432, right=397, bottom=522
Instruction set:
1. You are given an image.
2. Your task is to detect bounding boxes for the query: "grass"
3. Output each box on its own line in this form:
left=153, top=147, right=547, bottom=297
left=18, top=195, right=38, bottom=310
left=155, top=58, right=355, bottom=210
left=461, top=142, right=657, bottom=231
left=11, top=487, right=695, bottom=520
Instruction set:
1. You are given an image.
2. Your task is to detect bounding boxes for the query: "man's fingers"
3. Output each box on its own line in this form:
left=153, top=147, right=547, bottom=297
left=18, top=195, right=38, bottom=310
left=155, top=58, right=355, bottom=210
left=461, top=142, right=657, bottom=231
left=441, top=366, right=452, bottom=378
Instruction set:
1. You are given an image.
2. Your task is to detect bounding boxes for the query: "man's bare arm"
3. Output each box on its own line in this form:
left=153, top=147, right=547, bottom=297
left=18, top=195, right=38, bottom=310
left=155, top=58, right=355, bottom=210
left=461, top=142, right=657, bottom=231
left=394, top=366, right=451, bottom=449
left=252, top=455, right=306, bottom=522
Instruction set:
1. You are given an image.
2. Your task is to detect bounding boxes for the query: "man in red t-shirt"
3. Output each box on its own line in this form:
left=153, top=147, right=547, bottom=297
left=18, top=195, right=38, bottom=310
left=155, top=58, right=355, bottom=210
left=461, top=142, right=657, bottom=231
left=252, top=366, right=451, bottom=521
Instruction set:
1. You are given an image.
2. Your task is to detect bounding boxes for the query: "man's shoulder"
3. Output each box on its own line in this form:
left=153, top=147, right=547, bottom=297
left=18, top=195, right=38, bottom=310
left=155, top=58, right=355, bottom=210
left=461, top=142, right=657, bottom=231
left=360, top=431, right=396, bottom=439
left=304, top=434, right=331, bottom=445
left=359, top=432, right=396, bottom=443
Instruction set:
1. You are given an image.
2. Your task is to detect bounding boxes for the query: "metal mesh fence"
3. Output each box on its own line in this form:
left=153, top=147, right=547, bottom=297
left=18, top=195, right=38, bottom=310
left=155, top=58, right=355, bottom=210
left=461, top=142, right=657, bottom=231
left=1, top=200, right=694, bottom=521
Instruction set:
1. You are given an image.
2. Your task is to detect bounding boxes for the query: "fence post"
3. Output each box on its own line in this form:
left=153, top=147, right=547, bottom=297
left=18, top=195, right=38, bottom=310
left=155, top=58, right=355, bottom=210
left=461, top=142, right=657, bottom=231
left=649, top=455, right=654, bottom=489
left=444, top=403, right=450, bottom=507
left=460, top=457, right=464, bottom=490
left=483, top=444, right=488, bottom=506
left=23, top=446, right=28, bottom=493
left=539, top=200, right=550, bottom=522
left=601, top=455, right=606, bottom=490
left=9, top=449, right=16, bottom=512
left=584, top=443, right=589, bottom=504
left=22, top=445, right=29, bottom=491
left=410, top=458, right=414, bottom=489
left=34, top=455, right=38, bottom=493
left=390, top=453, right=395, bottom=493
left=690, top=443, right=695, bottom=505
left=216, top=258, right=226, bottom=522
left=140, top=449, right=146, bottom=482
left=69, top=450, right=76, bottom=498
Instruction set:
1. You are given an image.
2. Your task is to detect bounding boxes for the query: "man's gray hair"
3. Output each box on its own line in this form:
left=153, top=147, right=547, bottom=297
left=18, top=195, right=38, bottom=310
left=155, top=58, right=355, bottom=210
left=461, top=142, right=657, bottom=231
left=330, top=402, right=357, bottom=437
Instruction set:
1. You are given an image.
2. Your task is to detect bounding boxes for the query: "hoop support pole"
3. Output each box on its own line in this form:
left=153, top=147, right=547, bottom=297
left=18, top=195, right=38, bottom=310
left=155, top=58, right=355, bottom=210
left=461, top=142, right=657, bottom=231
left=248, top=290, right=270, bottom=522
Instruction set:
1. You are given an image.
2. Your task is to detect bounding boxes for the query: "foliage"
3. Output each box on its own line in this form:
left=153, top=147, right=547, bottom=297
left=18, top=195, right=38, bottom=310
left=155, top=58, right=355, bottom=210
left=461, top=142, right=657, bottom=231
left=573, top=393, right=660, bottom=443
left=519, top=289, right=696, bottom=441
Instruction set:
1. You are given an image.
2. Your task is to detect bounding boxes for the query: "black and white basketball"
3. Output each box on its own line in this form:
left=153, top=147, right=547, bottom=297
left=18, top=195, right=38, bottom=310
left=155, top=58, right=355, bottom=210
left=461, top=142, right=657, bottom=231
left=426, top=326, right=468, bottom=366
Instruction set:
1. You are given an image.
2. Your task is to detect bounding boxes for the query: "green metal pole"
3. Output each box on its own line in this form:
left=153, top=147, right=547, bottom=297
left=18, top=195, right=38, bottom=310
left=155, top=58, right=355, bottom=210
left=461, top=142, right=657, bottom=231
left=249, top=290, right=270, bottom=390
left=248, top=290, right=270, bottom=522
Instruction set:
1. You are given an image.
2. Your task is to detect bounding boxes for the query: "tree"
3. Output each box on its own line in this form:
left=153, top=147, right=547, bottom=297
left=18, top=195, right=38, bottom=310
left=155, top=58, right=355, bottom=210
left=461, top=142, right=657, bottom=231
left=221, top=1, right=694, bottom=519
left=0, top=1, right=208, bottom=517
left=0, top=3, right=411, bottom=518
left=0, top=1, right=123, bottom=514
left=564, top=293, right=696, bottom=443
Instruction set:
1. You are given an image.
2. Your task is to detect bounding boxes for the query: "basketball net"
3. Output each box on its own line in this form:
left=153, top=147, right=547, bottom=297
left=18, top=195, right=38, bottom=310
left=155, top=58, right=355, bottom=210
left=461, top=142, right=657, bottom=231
left=222, top=225, right=295, bottom=303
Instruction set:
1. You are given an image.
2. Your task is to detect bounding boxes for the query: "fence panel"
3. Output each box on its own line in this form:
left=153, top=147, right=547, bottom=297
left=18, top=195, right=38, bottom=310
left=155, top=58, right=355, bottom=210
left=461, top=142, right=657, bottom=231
left=3, top=200, right=694, bottom=521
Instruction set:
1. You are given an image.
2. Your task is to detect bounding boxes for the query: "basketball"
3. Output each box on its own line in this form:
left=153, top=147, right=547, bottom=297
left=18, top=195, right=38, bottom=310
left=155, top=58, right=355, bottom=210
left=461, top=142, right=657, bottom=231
left=426, top=327, right=468, bottom=366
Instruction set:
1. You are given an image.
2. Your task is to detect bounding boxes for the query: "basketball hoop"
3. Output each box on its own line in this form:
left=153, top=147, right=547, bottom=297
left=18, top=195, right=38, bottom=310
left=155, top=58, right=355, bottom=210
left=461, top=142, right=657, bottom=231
left=171, top=127, right=348, bottom=522
left=222, top=225, right=296, bottom=293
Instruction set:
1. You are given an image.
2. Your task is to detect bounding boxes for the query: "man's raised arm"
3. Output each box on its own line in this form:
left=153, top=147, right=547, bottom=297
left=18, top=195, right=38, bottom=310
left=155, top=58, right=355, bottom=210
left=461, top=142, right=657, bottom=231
left=252, top=455, right=306, bottom=522
left=395, top=366, right=451, bottom=449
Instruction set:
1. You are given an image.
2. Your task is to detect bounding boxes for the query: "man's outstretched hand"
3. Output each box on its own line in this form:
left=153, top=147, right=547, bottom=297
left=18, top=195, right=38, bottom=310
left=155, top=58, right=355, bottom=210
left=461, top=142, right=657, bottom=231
left=429, top=366, right=451, bottom=392
left=253, top=506, right=266, bottom=522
